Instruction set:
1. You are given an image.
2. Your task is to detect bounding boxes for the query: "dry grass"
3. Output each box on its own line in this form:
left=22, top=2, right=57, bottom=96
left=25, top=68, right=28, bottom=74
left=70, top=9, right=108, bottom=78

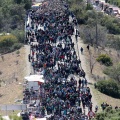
left=0, top=47, right=26, bottom=105
left=82, top=42, right=120, bottom=109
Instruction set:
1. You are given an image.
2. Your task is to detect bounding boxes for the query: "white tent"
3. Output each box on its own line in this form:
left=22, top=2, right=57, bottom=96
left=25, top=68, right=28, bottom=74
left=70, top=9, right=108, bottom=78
left=24, top=75, right=44, bottom=90
left=24, top=75, right=44, bottom=83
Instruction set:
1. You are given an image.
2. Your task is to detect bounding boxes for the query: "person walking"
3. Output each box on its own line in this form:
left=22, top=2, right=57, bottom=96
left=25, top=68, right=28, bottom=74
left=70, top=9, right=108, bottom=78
left=87, top=45, right=89, bottom=50
left=80, top=47, right=83, bottom=54
left=28, top=54, right=31, bottom=62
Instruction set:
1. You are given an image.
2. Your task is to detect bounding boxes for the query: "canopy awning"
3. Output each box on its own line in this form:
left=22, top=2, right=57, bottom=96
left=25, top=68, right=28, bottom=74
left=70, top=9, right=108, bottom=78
left=24, top=75, right=44, bottom=83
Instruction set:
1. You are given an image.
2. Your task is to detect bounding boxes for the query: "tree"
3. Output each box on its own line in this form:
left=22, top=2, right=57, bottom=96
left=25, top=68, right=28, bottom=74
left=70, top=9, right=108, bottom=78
left=0, top=9, right=4, bottom=30
left=89, top=50, right=97, bottom=74
left=81, top=25, right=107, bottom=47
left=14, top=0, right=22, bottom=4
left=23, top=0, right=32, bottom=10
left=0, top=0, right=26, bottom=32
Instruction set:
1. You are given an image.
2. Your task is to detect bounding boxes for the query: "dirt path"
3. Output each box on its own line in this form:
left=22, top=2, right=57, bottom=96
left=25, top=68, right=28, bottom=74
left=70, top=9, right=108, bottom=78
left=24, top=45, right=31, bottom=75
left=71, top=29, right=98, bottom=113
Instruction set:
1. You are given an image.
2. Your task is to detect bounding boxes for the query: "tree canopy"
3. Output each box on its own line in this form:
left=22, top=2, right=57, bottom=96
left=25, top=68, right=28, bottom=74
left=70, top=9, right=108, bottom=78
left=0, top=0, right=32, bottom=32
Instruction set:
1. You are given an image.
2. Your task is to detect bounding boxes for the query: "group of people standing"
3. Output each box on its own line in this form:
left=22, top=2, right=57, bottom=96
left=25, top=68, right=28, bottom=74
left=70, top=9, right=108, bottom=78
left=25, top=0, right=96, bottom=119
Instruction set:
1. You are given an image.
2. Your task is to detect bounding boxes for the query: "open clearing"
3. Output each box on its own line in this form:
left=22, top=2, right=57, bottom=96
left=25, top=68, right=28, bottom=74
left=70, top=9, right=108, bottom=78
left=0, top=47, right=26, bottom=105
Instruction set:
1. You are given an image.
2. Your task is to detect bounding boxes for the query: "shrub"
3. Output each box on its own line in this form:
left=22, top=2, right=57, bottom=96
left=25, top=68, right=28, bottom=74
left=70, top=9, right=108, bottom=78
left=86, top=4, right=93, bottom=10
left=95, top=113, right=105, bottom=120
left=12, top=43, right=23, bottom=50
left=95, top=109, right=120, bottom=120
left=96, top=54, right=112, bottom=66
left=105, top=106, right=112, bottom=113
left=0, top=35, right=18, bottom=48
left=16, top=50, right=20, bottom=54
left=96, top=80, right=120, bottom=98
left=11, top=30, right=25, bottom=43
left=9, top=115, right=22, bottom=120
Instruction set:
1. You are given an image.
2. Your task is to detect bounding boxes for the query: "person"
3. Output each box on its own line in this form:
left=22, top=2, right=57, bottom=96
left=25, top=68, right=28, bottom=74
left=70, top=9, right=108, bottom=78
left=28, top=54, right=31, bottom=62
left=78, top=78, right=81, bottom=88
left=87, top=45, right=89, bottom=50
left=95, top=105, right=98, bottom=112
left=85, top=78, right=87, bottom=86
left=80, top=47, right=83, bottom=54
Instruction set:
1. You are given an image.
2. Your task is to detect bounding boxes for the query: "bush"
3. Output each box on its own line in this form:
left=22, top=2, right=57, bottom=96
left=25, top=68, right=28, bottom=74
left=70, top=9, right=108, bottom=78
left=96, top=54, right=112, bottom=66
left=0, top=34, right=23, bottom=53
left=12, top=43, right=23, bottom=50
left=95, top=109, right=120, bottom=120
left=11, top=30, right=25, bottom=43
left=95, top=113, right=105, bottom=120
left=86, top=4, right=93, bottom=10
left=9, top=115, right=22, bottom=120
left=16, top=50, right=20, bottom=54
left=0, top=35, right=18, bottom=48
left=105, top=106, right=112, bottom=113
left=96, top=80, right=120, bottom=98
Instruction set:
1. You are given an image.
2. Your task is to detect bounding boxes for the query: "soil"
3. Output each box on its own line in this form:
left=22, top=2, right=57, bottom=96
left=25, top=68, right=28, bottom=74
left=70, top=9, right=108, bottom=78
left=0, top=45, right=31, bottom=115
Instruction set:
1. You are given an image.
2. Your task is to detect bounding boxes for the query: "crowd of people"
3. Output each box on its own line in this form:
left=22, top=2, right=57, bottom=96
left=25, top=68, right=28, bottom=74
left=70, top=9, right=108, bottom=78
left=23, top=0, right=96, bottom=119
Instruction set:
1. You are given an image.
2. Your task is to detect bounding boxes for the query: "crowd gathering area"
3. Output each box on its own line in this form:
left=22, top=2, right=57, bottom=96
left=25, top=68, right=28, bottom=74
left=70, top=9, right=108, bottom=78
left=22, top=0, right=96, bottom=120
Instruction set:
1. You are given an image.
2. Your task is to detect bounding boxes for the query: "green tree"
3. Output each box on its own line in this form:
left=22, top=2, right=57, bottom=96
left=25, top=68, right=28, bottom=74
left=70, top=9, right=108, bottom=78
left=14, top=0, right=22, bottom=4
left=23, top=0, right=32, bottom=10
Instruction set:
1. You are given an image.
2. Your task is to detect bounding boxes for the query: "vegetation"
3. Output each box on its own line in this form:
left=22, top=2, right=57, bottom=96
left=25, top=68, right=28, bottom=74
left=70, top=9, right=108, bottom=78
left=9, top=115, right=22, bottom=120
left=0, top=115, right=3, bottom=120
left=94, top=107, right=120, bottom=120
left=11, top=30, right=25, bottom=43
left=0, top=35, right=18, bottom=47
left=0, top=0, right=31, bottom=34
left=0, top=0, right=31, bottom=53
left=96, top=54, right=113, bottom=66
left=0, top=34, right=23, bottom=53
left=0, top=34, right=17, bottom=52
left=68, top=0, right=120, bottom=50
left=104, top=63, right=120, bottom=82
left=95, top=80, right=120, bottom=98
left=106, top=0, right=120, bottom=7
left=107, top=35, right=120, bottom=50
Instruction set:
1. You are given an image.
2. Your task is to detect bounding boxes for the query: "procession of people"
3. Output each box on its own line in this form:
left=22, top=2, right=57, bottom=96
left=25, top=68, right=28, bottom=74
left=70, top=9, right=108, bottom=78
left=23, top=0, right=96, bottom=119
